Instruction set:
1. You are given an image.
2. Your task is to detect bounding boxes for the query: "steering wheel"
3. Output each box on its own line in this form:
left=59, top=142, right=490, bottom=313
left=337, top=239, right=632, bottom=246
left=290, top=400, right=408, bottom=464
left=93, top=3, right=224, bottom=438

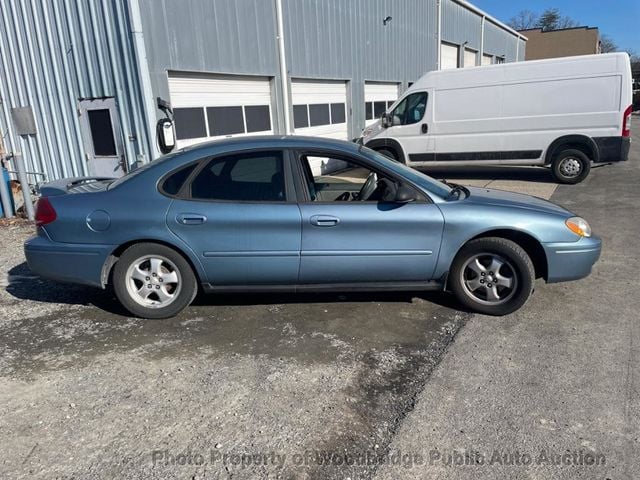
left=357, top=172, right=378, bottom=201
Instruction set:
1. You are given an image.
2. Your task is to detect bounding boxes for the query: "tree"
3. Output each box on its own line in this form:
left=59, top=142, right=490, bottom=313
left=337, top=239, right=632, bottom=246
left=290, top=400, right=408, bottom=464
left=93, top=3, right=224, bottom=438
left=600, top=35, right=618, bottom=53
left=537, top=8, right=578, bottom=31
left=508, top=9, right=538, bottom=30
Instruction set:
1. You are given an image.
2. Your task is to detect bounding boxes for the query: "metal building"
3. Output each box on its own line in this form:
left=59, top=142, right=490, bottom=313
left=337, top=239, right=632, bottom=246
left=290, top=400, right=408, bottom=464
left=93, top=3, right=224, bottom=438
left=0, top=0, right=525, bottom=186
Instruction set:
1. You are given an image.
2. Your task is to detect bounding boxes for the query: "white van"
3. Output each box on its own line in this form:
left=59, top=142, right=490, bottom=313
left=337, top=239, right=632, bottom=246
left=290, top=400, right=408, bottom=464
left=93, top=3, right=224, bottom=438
left=361, top=53, right=632, bottom=184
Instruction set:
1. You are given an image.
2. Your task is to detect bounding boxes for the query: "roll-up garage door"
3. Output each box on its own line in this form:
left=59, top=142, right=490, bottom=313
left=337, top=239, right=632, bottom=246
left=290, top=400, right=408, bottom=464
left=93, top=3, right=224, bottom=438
left=291, top=79, right=348, bottom=139
left=481, top=54, right=493, bottom=66
left=169, top=72, right=274, bottom=148
left=463, top=48, right=477, bottom=68
left=441, top=43, right=459, bottom=70
left=364, top=82, right=399, bottom=126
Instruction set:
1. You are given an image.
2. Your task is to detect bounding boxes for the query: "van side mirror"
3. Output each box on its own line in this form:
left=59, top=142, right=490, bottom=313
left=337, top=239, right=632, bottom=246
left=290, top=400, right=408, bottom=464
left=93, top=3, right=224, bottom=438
left=381, top=112, right=391, bottom=128
left=395, top=184, right=417, bottom=203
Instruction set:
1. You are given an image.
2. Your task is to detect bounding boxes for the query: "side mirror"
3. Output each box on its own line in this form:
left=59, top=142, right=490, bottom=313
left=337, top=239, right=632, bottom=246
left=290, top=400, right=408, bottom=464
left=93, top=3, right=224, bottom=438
left=395, top=184, right=417, bottom=203
left=157, top=118, right=176, bottom=154
left=381, top=112, right=391, bottom=128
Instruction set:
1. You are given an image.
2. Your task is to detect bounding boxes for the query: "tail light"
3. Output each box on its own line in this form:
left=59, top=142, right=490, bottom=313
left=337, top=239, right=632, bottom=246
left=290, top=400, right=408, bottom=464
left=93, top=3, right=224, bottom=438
left=622, top=105, right=632, bottom=138
left=35, top=197, right=57, bottom=226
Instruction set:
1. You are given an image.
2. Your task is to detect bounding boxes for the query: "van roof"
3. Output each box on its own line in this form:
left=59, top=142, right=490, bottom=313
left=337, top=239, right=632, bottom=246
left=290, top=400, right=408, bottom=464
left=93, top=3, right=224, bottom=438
left=408, top=52, right=630, bottom=92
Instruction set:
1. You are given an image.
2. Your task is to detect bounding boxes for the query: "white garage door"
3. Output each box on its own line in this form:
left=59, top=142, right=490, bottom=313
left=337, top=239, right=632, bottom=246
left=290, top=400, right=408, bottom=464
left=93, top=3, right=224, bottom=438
left=291, top=79, right=348, bottom=140
left=441, top=43, right=459, bottom=70
left=168, top=72, right=274, bottom=148
left=364, top=82, right=399, bottom=126
left=481, top=54, right=493, bottom=66
left=463, top=48, right=477, bottom=68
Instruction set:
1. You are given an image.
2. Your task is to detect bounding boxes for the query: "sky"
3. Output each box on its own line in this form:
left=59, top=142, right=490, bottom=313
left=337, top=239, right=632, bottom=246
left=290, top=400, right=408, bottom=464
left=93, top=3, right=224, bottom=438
left=472, top=0, right=640, bottom=53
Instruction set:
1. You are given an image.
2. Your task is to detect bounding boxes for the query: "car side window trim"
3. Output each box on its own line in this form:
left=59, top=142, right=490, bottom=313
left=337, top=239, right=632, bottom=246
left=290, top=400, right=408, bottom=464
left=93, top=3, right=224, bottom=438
left=290, top=148, right=429, bottom=204
left=157, top=159, right=206, bottom=198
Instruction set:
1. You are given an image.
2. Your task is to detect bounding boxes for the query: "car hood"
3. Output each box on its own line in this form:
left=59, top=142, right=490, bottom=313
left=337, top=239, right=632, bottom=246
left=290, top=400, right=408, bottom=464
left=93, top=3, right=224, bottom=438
left=461, top=186, right=572, bottom=217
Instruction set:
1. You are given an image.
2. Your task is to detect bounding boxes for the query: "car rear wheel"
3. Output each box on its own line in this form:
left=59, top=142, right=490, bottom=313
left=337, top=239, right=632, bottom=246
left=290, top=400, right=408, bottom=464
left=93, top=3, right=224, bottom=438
left=449, top=237, right=535, bottom=316
left=113, top=243, right=197, bottom=319
left=551, top=148, right=591, bottom=184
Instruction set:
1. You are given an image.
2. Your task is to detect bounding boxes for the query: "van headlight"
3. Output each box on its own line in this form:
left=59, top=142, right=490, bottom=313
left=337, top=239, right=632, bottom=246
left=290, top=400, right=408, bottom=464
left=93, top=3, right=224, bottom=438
left=565, top=217, right=592, bottom=237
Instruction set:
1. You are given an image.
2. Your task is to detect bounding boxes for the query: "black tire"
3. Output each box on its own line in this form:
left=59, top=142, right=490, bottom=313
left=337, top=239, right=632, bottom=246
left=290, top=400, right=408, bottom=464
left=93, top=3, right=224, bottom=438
left=376, top=147, right=401, bottom=163
left=449, top=237, right=535, bottom=316
left=551, top=148, right=591, bottom=184
left=113, top=243, right=198, bottom=319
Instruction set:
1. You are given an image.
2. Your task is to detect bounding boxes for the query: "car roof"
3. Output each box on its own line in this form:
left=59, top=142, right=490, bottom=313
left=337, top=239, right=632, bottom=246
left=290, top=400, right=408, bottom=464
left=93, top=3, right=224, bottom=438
left=176, top=135, right=362, bottom=156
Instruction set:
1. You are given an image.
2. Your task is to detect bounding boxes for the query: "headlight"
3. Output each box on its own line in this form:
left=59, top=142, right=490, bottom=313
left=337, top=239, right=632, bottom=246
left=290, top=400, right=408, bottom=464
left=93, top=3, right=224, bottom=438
left=565, top=217, right=592, bottom=237
left=362, top=126, right=374, bottom=137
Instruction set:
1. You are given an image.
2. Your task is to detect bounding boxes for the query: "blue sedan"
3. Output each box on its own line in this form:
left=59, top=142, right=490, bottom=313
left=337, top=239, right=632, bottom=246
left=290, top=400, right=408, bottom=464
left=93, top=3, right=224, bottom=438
left=24, top=136, right=601, bottom=319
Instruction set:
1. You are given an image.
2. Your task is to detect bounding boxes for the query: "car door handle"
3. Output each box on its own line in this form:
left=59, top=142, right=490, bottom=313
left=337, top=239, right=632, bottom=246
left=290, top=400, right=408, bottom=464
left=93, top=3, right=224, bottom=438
left=421, top=123, right=428, bottom=134
left=310, top=215, right=340, bottom=227
left=177, top=213, right=207, bottom=225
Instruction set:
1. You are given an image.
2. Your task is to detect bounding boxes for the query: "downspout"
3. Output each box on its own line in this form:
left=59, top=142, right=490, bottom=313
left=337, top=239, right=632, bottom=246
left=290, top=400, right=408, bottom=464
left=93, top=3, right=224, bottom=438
left=128, top=0, right=159, bottom=161
left=436, top=0, right=442, bottom=70
left=480, top=15, right=485, bottom=60
left=275, top=0, right=292, bottom=134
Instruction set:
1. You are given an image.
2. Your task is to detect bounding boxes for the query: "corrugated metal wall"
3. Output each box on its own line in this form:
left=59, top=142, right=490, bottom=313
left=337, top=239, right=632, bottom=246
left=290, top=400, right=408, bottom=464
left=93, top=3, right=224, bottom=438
left=0, top=0, right=152, bottom=183
left=484, top=20, right=519, bottom=61
left=441, top=0, right=482, bottom=52
left=138, top=0, right=285, bottom=135
left=138, top=0, right=438, bottom=140
left=283, top=0, right=438, bottom=137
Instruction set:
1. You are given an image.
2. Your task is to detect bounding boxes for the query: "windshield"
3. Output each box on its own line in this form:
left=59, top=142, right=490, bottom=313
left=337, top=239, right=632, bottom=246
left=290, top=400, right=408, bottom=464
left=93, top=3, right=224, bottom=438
left=360, top=146, right=452, bottom=199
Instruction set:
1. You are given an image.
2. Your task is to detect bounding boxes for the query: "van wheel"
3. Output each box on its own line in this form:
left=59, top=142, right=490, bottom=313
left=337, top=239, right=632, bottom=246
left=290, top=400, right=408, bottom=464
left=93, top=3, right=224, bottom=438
left=449, top=237, right=535, bottom=316
left=376, top=148, right=401, bottom=163
left=551, top=149, right=591, bottom=184
left=113, top=243, right=197, bottom=319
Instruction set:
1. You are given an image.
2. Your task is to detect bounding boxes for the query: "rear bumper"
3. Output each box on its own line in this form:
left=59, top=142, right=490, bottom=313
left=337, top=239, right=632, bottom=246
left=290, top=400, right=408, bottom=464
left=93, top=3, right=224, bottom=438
left=543, top=236, right=602, bottom=283
left=24, top=235, right=114, bottom=288
left=594, top=136, right=630, bottom=163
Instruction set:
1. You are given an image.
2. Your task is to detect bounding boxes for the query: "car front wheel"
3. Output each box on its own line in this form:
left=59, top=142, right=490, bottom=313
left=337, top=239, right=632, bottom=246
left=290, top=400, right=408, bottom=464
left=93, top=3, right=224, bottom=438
left=113, top=243, right=198, bottom=319
left=449, top=237, right=535, bottom=316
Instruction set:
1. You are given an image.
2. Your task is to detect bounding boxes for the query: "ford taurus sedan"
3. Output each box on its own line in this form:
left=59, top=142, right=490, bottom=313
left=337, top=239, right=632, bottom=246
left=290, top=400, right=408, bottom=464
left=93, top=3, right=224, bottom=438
left=24, top=136, right=601, bottom=319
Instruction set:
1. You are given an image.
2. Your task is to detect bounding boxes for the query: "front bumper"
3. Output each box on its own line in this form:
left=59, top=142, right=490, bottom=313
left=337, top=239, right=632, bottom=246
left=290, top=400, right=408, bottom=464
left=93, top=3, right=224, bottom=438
left=543, top=235, right=602, bottom=283
left=24, top=234, right=115, bottom=288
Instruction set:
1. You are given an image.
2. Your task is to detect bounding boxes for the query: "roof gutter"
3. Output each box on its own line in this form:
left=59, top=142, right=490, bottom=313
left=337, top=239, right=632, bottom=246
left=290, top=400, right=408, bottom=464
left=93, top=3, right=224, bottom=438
left=452, top=0, right=528, bottom=41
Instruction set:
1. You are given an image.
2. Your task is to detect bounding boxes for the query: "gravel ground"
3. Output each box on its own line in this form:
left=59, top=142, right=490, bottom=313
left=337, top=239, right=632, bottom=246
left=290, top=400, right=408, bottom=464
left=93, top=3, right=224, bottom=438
left=0, top=221, right=465, bottom=479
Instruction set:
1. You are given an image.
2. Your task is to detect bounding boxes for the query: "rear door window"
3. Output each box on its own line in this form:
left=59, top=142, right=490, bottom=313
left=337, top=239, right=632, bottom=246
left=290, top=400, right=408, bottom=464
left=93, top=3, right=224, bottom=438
left=188, top=151, right=286, bottom=202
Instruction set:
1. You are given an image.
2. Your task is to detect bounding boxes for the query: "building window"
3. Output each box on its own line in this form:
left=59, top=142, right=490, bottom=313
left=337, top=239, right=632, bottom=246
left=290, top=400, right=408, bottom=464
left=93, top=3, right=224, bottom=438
left=365, top=100, right=395, bottom=121
left=294, top=103, right=347, bottom=128
left=309, top=104, right=330, bottom=127
left=294, top=105, right=309, bottom=128
left=207, top=106, right=244, bottom=136
left=174, top=107, right=207, bottom=140
left=330, top=103, right=346, bottom=124
left=87, top=109, right=117, bottom=156
left=245, top=105, right=271, bottom=133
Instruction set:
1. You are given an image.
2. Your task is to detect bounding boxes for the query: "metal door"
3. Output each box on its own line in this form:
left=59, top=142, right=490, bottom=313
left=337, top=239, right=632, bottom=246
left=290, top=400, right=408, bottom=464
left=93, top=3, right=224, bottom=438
left=78, top=98, right=126, bottom=177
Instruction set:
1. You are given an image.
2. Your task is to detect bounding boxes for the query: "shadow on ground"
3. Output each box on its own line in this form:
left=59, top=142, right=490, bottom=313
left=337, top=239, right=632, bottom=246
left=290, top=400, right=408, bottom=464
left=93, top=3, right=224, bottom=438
left=6, top=261, right=466, bottom=316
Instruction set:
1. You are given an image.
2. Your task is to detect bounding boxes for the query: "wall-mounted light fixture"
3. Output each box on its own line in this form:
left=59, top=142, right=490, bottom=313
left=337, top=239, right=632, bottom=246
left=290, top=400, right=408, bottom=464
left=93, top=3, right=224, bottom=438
left=383, top=16, right=392, bottom=26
